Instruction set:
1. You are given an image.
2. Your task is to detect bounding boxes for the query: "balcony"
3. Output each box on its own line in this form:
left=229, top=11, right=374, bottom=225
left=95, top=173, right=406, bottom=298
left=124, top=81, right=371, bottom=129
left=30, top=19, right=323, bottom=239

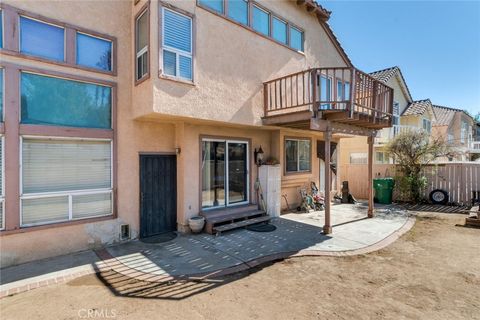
left=470, top=141, right=480, bottom=153
left=262, top=67, right=394, bottom=131
left=375, top=125, right=423, bottom=145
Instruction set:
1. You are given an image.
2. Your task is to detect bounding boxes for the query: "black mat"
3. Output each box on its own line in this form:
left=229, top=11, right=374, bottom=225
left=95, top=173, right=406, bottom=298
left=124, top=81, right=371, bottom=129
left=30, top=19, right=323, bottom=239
left=140, top=232, right=177, bottom=244
left=246, top=223, right=277, bottom=232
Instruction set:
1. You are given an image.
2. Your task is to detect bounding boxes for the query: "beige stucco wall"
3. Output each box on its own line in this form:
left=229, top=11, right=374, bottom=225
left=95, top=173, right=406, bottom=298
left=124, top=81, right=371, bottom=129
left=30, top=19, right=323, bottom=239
left=0, top=0, right=351, bottom=267
left=133, top=0, right=349, bottom=125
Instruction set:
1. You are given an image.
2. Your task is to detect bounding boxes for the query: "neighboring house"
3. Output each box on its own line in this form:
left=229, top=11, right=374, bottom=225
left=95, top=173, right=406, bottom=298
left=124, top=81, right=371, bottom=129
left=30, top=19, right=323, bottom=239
left=0, top=0, right=393, bottom=267
left=432, top=105, right=479, bottom=161
left=338, top=66, right=434, bottom=198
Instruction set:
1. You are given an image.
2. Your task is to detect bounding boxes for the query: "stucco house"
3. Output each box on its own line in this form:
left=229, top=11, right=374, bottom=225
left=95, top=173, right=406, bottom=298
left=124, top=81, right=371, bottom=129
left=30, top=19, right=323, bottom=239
left=431, top=105, right=478, bottom=161
left=0, top=0, right=394, bottom=267
left=338, top=66, right=438, bottom=198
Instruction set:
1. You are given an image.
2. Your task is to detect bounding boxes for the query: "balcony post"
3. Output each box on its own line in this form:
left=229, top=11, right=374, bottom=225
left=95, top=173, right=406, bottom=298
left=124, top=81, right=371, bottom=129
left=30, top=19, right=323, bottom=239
left=263, top=82, right=268, bottom=117
left=312, top=69, right=318, bottom=118
left=349, top=68, right=355, bottom=118
left=323, top=129, right=332, bottom=234
left=368, top=134, right=374, bottom=218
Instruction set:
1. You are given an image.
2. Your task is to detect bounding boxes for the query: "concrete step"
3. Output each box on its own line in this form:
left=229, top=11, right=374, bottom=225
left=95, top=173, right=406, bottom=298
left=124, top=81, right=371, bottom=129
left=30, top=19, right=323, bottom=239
left=213, top=216, right=271, bottom=236
left=201, top=205, right=266, bottom=234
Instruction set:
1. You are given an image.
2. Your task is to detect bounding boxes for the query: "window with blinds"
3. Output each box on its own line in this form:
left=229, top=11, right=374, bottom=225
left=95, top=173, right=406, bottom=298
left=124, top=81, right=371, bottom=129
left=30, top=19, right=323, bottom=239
left=162, top=8, right=193, bottom=81
left=21, top=138, right=112, bottom=226
left=0, top=137, right=4, bottom=230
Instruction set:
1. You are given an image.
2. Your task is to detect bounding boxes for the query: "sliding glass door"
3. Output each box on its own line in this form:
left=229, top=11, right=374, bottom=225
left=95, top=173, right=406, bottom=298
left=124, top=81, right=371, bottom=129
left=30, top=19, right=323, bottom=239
left=202, top=139, right=249, bottom=209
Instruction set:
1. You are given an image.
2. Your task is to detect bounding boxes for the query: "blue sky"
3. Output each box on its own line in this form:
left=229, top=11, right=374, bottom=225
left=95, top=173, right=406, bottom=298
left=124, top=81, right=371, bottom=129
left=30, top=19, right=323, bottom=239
left=322, top=0, right=480, bottom=116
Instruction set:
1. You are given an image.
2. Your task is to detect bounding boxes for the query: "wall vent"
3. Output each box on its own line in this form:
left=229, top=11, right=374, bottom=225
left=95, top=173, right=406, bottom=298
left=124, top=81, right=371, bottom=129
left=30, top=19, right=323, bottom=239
left=120, top=224, right=130, bottom=240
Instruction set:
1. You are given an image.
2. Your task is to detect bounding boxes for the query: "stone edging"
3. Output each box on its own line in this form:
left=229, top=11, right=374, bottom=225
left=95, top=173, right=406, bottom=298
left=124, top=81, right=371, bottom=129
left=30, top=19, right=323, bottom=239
left=0, top=216, right=415, bottom=298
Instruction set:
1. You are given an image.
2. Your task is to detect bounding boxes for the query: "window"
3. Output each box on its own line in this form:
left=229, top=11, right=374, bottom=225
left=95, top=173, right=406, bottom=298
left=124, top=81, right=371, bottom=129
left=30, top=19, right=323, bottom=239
left=285, top=139, right=311, bottom=173
left=319, top=75, right=332, bottom=109
left=448, top=132, right=454, bottom=144
left=461, top=121, right=469, bottom=143
left=76, top=33, right=112, bottom=71
left=20, top=72, right=112, bottom=129
left=422, top=118, right=431, bottom=133
left=0, top=137, right=3, bottom=230
left=135, top=8, right=149, bottom=81
left=228, top=0, right=248, bottom=25
left=199, top=0, right=224, bottom=14
left=375, top=152, right=390, bottom=164
left=0, top=10, right=3, bottom=49
left=162, top=8, right=193, bottom=81
left=350, top=153, right=367, bottom=164
left=21, top=138, right=112, bottom=226
left=20, top=16, right=65, bottom=61
left=393, top=102, right=400, bottom=125
left=252, top=5, right=269, bottom=36
left=272, top=17, right=287, bottom=44
left=289, top=25, right=303, bottom=52
left=0, top=68, right=3, bottom=122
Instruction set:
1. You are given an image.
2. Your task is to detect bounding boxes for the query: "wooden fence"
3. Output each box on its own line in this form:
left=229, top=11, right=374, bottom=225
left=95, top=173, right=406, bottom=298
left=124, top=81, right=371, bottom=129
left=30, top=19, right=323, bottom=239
left=340, top=162, right=480, bottom=205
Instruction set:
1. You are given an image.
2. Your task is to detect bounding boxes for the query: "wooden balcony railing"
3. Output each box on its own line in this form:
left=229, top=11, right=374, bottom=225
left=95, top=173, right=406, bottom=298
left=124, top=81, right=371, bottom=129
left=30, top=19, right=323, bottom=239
left=263, top=67, right=394, bottom=129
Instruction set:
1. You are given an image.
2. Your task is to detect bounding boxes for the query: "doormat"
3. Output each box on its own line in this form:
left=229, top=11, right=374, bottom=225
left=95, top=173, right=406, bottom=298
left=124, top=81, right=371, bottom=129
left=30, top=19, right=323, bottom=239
left=246, top=223, right=277, bottom=232
left=140, top=232, right=177, bottom=244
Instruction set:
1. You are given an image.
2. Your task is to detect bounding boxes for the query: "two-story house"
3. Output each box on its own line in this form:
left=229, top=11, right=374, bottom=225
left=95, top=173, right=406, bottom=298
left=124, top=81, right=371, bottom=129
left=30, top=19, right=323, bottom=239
left=338, top=66, right=437, bottom=198
left=432, top=105, right=478, bottom=161
left=0, top=0, right=393, bottom=267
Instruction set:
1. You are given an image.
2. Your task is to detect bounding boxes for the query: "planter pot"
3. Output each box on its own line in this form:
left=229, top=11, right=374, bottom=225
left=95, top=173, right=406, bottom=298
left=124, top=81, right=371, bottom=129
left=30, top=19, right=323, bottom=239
left=188, top=216, right=205, bottom=233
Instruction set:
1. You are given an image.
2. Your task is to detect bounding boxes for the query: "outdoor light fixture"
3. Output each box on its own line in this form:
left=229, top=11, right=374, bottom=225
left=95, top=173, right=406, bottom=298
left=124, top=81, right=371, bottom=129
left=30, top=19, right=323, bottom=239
left=254, top=146, right=264, bottom=166
left=175, top=147, right=181, bottom=155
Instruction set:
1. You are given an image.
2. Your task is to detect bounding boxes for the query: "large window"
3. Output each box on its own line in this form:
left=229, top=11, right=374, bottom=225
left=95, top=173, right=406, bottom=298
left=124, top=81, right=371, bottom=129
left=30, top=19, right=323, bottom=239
left=21, top=138, right=112, bottom=226
left=0, top=137, right=3, bottom=230
left=162, top=8, right=193, bottom=81
left=76, top=33, right=112, bottom=71
left=252, top=5, right=269, bottom=36
left=289, top=25, right=303, bottom=52
left=350, top=152, right=367, bottom=164
left=272, top=16, right=287, bottom=44
left=20, top=16, right=65, bottom=62
left=285, top=139, right=311, bottom=173
left=228, top=0, right=248, bottom=25
left=199, top=0, right=224, bottom=13
left=20, top=72, right=112, bottom=129
left=135, top=8, right=149, bottom=81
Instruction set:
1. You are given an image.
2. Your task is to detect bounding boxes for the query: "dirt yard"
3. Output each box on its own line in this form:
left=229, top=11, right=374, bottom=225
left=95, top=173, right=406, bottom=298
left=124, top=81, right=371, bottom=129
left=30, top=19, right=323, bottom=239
left=1, top=212, right=479, bottom=320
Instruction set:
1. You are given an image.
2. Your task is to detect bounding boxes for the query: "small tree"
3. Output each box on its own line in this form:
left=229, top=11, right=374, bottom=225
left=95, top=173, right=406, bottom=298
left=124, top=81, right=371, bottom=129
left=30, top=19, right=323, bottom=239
left=386, top=130, right=450, bottom=202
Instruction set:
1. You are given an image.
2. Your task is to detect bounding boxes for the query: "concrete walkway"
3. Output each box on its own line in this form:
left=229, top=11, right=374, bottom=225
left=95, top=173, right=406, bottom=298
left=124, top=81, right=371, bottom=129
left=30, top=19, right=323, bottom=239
left=0, top=203, right=414, bottom=297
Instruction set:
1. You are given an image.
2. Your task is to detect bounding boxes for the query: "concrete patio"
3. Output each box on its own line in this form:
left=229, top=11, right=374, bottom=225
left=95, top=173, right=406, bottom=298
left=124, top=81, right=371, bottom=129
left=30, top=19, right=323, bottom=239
left=1, top=203, right=414, bottom=297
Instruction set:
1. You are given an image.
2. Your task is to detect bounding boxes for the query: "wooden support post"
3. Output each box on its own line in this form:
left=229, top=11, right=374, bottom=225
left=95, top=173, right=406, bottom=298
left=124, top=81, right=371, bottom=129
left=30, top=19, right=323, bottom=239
left=368, top=135, right=374, bottom=218
left=323, top=130, right=332, bottom=234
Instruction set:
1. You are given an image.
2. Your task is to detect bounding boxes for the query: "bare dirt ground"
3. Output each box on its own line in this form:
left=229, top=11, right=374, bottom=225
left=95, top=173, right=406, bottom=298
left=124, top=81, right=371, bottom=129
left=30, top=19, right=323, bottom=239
left=1, top=212, right=479, bottom=320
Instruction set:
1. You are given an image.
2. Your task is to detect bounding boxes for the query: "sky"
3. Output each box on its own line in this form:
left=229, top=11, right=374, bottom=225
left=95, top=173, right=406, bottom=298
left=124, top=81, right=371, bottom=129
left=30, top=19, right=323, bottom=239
left=322, top=0, right=480, bottom=116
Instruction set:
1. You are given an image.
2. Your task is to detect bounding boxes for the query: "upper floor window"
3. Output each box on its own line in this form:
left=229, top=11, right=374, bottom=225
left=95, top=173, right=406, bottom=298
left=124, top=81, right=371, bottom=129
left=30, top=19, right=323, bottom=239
left=272, top=16, right=287, bottom=44
left=76, top=32, right=112, bottom=71
left=285, top=139, right=311, bottom=173
left=199, top=0, right=224, bottom=14
left=20, top=72, right=112, bottom=129
left=289, top=26, right=303, bottom=52
left=252, top=5, right=269, bottom=36
left=198, top=0, right=304, bottom=53
left=228, top=0, right=248, bottom=25
left=0, top=68, right=3, bottom=122
left=461, top=121, right=469, bottom=143
left=392, top=102, right=400, bottom=125
left=422, top=118, right=431, bottom=133
left=135, top=7, right=149, bottom=81
left=0, top=10, right=3, bottom=49
left=20, top=16, right=65, bottom=62
left=350, top=152, right=367, bottom=165
left=161, top=8, right=193, bottom=81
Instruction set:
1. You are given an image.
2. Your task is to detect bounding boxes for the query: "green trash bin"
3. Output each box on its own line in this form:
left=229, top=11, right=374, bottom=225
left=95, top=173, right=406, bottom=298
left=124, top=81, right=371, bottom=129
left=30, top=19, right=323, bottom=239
left=373, top=178, right=395, bottom=204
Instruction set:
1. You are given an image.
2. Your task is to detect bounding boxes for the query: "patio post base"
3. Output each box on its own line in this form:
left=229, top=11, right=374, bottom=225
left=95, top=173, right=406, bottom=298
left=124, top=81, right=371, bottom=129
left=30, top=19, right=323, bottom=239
left=322, top=225, right=332, bottom=234
left=368, top=211, right=374, bottom=218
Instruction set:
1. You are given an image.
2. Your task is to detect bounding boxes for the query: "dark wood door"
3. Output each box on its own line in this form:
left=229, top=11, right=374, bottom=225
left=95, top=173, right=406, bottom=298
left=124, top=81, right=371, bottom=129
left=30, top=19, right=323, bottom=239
left=140, top=155, right=177, bottom=238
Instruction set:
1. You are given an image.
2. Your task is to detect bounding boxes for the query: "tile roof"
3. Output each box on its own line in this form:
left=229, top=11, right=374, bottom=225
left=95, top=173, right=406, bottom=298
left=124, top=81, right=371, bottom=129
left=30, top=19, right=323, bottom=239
left=369, top=66, right=413, bottom=102
left=431, top=104, right=476, bottom=126
left=402, top=99, right=432, bottom=116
